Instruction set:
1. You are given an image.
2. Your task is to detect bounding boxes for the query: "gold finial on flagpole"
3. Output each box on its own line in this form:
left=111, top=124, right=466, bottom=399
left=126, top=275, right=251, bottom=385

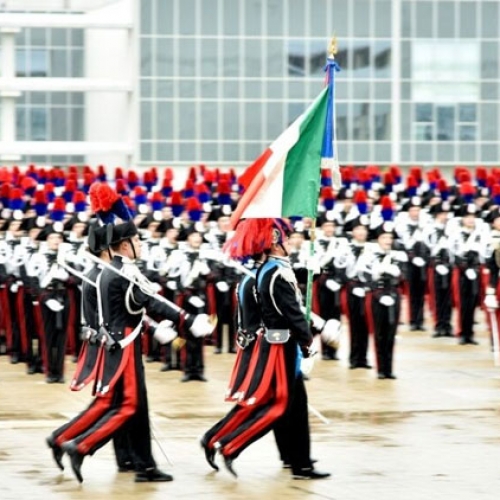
left=328, top=35, right=338, bottom=59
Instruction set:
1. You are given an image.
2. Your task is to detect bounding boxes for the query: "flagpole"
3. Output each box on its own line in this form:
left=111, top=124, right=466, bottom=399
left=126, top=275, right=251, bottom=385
left=305, top=36, right=340, bottom=326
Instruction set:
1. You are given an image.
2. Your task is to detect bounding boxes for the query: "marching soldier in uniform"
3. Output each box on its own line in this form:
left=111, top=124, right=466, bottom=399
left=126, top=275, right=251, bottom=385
left=48, top=183, right=213, bottom=483
left=203, top=218, right=331, bottom=480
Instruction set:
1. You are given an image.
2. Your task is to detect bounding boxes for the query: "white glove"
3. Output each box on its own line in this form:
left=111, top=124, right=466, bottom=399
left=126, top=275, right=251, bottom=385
left=188, top=296, right=205, bottom=309
left=189, top=313, right=215, bottom=338
left=465, top=269, right=477, bottom=281
left=166, top=280, right=178, bottom=291
left=300, top=336, right=320, bottom=375
left=300, top=355, right=316, bottom=376
left=379, top=295, right=396, bottom=307
left=384, top=264, right=401, bottom=277
left=352, top=286, right=366, bottom=297
left=484, top=294, right=499, bottom=310
left=310, top=312, right=326, bottom=332
left=52, top=267, right=69, bottom=281
left=320, top=319, right=341, bottom=348
left=45, top=298, right=64, bottom=312
left=435, top=264, right=449, bottom=276
left=306, top=255, right=321, bottom=275
left=470, top=242, right=481, bottom=253
left=411, top=256, right=426, bottom=267
left=9, top=282, right=19, bottom=293
left=325, top=279, right=341, bottom=292
left=153, top=320, right=177, bottom=344
left=215, top=281, right=230, bottom=293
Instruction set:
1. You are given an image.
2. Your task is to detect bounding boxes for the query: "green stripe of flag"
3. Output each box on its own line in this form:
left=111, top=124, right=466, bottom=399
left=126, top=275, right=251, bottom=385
left=282, top=87, right=329, bottom=218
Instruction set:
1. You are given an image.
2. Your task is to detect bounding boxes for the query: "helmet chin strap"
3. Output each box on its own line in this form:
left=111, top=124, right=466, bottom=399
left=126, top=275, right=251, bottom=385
left=128, top=238, right=138, bottom=260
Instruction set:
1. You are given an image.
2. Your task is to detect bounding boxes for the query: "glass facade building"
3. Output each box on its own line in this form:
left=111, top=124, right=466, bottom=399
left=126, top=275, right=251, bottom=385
left=14, top=27, right=85, bottom=165
left=139, top=0, right=500, bottom=167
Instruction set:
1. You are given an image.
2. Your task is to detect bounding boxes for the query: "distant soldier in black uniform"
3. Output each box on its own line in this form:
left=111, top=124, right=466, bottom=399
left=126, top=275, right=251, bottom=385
left=423, top=202, right=453, bottom=337
left=342, top=215, right=372, bottom=369
left=360, top=221, right=407, bottom=379
left=27, top=225, right=71, bottom=383
left=449, top=203, right=489, bottom=345
left=395, top=197, right=430, bottom=331
left=178, top=227, right=212, bottom=381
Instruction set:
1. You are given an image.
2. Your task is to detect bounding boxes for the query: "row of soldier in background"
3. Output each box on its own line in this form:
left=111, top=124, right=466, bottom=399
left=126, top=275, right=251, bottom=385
left=1, top=180, right=500, bottom=382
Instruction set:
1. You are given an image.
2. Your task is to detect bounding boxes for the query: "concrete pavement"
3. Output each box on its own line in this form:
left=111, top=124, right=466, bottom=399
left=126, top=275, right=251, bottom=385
left=1, top=317, right=500, bottom=499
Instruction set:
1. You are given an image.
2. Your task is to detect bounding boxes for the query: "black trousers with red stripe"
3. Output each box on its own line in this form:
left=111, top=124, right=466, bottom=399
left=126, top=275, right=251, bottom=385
left=207, top=339, right=311, bottom=473
left=50, top=337, right=155, bottom=471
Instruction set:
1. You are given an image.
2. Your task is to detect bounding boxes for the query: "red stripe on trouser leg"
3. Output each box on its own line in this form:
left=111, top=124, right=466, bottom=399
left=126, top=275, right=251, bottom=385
left=223, top=347, right=289, bottom=457
left=226, top=335, right=263, bottom=401
left=76, top=342, right=139, bottom=455
left=225, top=349, right=243, bottom=398
left=54, top=394, right=113, bottom=446
left=238, top=344, right=278, bottom=406
left=208, top=342, right=274, bottom=448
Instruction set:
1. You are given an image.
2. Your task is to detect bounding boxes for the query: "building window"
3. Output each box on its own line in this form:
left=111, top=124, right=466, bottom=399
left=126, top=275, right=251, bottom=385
left=16, top=92, right=85, bottom=142
left=412, top=102, right=477, bottom=142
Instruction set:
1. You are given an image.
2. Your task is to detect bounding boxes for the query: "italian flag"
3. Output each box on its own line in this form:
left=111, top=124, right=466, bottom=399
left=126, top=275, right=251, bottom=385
left=230, top=87, right=329, bottom=227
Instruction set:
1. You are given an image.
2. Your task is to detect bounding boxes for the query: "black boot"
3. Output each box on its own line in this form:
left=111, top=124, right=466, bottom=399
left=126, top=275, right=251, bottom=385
left=134, top=468, right=173, bottom=482
left=61, top=440, right=85, bottom=483
left=46, top=435, right=64, bottom=471
left=200, top=437, right=219, bottom=471
left=292, top=467, right=331, bottom=480
left=223, top=455, right=238, bottom=478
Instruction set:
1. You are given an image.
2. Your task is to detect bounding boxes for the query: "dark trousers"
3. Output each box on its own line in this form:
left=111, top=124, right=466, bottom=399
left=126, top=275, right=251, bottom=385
left=408, top=264, right=426, bottom=327
left=458, top=272, right=479, bottom=341
left=24, top=292, right=43, bottom=371
left=7, top=288, right=22, bottom=359
left=346, top=283, right=369, bottom=366
left=371, top=291, right=400, bottom=377
left=432, top=268, right=452, bottom=334
left=183, top=292, right=206, bottom=376
left=41, top=295, right=69, bottom=378
left=214, top=288, right=236, bottom=351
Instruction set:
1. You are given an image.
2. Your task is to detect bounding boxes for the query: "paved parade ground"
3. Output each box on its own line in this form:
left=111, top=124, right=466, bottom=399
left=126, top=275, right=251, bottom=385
left=2, top=318, right=500, bottom=500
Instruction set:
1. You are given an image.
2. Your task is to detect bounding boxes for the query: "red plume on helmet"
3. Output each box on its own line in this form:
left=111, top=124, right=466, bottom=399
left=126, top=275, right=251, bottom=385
left=223, top=218, right=292, bottom=260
